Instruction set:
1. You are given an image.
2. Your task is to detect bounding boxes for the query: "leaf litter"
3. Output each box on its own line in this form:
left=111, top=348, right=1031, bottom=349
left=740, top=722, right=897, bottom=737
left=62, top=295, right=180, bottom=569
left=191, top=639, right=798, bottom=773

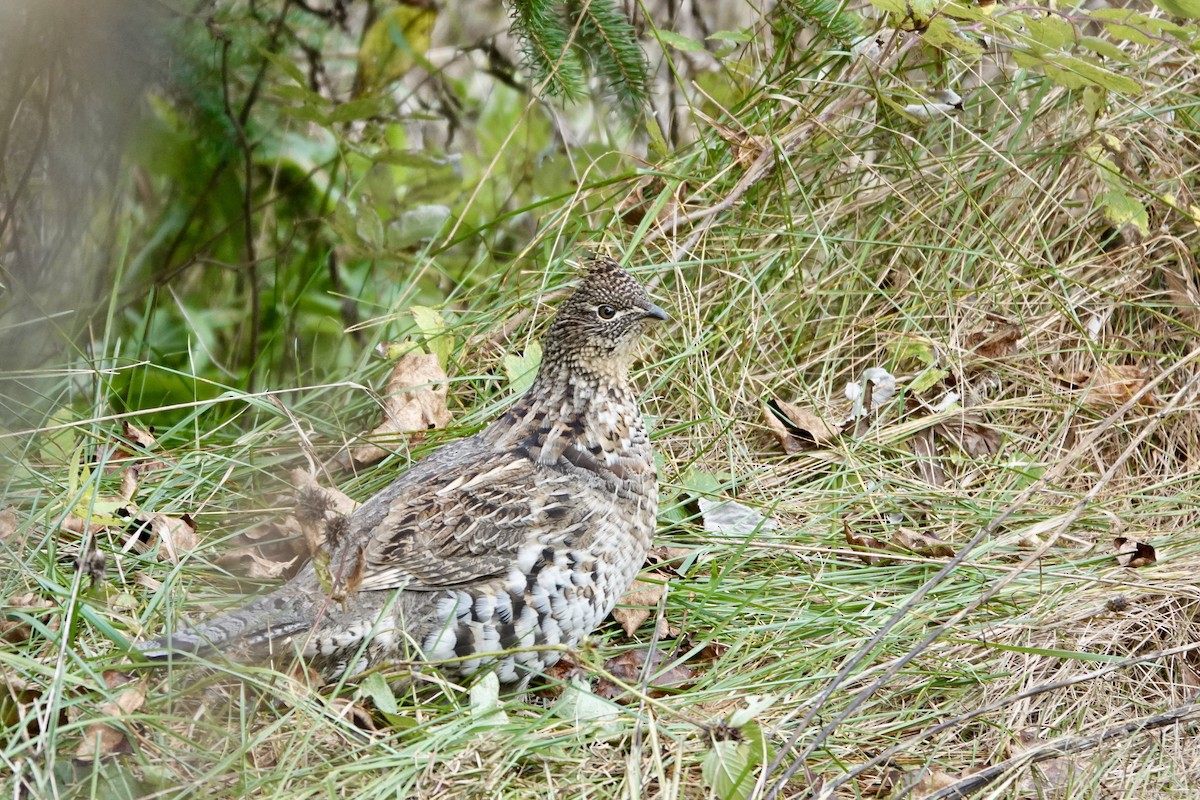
left=349, top=351, right=452, bottom=467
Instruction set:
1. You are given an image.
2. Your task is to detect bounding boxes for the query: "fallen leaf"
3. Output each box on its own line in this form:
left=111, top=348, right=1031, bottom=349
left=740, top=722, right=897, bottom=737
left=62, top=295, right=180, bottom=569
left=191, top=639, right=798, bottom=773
left=121, top=421, right=157, bottom=450
left=0, top=507, right=22, bottom=544
left=595, top=646, right=694, bottom=700
left=612, top=580, right=665, bottom=637
left=123, top=513, right=197, bottom=564
left=843, top=521, right=896, bottom=566
left=699, top=498, right=776, bottom=537
left=910, top=427, right=945, bottom=486
left=891, top=528, right=955, bottom=558
left=117, top=467, right=139, bottom=502
left=1086, top=363, right=1158, bottom=410
left=965, top=324, right=1020, bottom=361
left=112, top=421, right=169, bottom=473
left=214, top=517, right=308, bottom=580
left=617, top=175, right=674, bottom=226
left=764, top=399, right=837, bottom=453
left=75, top=672, right=147, bottom=761
left=1114, top=536, right=1157, bottom=568
left=328, top=696, right=381, bottom=733
left=645, top=545, right=695, bottom=576
left=669, top=628, right=730, bottom=663
left=933, top=415, right=1001, bottom=457
left=910, top=768, right=960, bottom=796
left=1061, top=364, right=1159, bottom=410
left=1, top=594, right=57, bottom=644
left=1012, top=727, right=1078, bottom=795
left=215, top=546, right=299, bottom=580
left=351, top=352, right=452, bottom=466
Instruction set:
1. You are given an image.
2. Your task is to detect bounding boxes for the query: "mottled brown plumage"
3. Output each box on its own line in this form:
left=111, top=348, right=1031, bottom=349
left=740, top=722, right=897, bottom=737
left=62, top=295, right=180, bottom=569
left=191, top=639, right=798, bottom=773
left=140, top=257, right=667, bottom=685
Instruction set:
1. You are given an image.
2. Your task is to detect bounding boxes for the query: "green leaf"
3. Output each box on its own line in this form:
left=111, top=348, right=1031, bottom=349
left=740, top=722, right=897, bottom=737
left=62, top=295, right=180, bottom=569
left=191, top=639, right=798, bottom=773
left=656, top=29, right=707, bottom=53
left=328, top=97, right=388, bottom=124
left=410, top=306, right=452, bottom=367
left=501, top=340, right=542, bottom=396
left=922, top=17, right=984, bottom=54
left=1014, top=50, right=1140, bottom=93
left=1078, top=36, right=1133, bottom=63
left=890, top=337, right=937, bottom=367
left=682, top=468, right=725, bottom=498
left=39, top=406, right=78, bottom=464
left=1024, top=13, right=1077, bottom=50
left=701, top=720, right=771, bottom=800
left=1098, top=190, right=1149, bottom=235
left=258, top=48, right=307, bottom=87
left=908, top=367, right=949, bottom=394
left=1082, top=86, right=1107, bottom=121
left=708, top=29, right=755, bottom=43
left=359, top=672, right=398, bottom=716
left=552, top=677, right=623, bottom=735
left=1088, top=10, right=1150, bottom=44
left=1150, top=0, right=1200, bottom=18
left=468, top=672, right=508, bottom=726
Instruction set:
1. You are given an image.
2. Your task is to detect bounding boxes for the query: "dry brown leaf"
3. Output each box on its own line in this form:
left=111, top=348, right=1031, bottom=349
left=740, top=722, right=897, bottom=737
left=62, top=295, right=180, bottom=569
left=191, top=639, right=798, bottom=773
left=965, top=324, right=1020, bottom=360
left=121, top=421, right=157, bottom=450
left=216, top=546, right=300, bottom=580
left=214, top=517, right=308, bottom=580
left=1011, top=728, right=1078, bottom=795
left=111, top=421, right=170, bottom=473
left=891, top=528, right=955, bottom=558
left=1062, top=364, right=1159, bottom=410
left=595, top=646, right=694, bottom=700
left=1, top=593, right=56, bottom=644
left=910, top=768, right=960, bottom=796
left=1085, top=363, right=1159, bottom=410
left=125, top=513, right=197, bottom=564
left=843, top=521, right=896, bottom=566
left=0, top=507, right=22, bottom=543
left=351, top=352, right=452, bottom=466
left=910, top=427, right=945, bottom=486
left=1114, top=536, right=1157, bottom=568
left=328, top=697, right=380, bottom=733
left=59, top=515, right=108, bottom=536
left=117, top=467, right=139, bottom=502
left=765, top=399, right=837, bottom=453
left=645, top=545, right=694, bottom=576
left=617, top=175, right=671, bottom=226
left=612, top=580, right=665, bottom=637
left=75, top=672, right=146, bottom=761
left=1163, top=265, right=1200, bottom=328
left=933, top=416, right=1001, bottom=457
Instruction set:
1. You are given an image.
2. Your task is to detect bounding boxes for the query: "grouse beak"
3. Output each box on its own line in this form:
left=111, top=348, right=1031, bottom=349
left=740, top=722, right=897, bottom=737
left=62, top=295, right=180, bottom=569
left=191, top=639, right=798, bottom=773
left=642, top=302, right=669, bottom=322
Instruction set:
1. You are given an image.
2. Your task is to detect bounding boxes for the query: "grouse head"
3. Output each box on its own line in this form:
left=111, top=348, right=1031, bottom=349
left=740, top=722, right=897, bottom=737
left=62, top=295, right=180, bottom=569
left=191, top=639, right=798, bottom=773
left=539, top=255, right=668, bottom=384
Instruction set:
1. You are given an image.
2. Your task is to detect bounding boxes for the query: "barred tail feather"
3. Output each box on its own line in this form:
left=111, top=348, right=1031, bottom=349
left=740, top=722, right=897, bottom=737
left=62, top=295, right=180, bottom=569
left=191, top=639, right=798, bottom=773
left=136, top=588, right=314, bottom=662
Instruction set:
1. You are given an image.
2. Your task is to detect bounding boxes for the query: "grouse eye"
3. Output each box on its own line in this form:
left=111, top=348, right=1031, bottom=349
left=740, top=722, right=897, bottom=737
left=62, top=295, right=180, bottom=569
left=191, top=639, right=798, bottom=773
left=597, top=304, right=617, bottom=320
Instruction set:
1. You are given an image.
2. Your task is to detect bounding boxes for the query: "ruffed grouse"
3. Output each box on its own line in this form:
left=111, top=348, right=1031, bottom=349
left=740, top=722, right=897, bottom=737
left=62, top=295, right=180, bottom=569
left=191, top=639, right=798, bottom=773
left=140, top=257, right=667, bottom=686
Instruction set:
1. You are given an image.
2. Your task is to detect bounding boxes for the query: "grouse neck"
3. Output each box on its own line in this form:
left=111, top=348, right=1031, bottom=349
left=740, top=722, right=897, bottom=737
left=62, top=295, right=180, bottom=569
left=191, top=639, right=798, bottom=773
left=527, top=360, right=635, bottom=415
